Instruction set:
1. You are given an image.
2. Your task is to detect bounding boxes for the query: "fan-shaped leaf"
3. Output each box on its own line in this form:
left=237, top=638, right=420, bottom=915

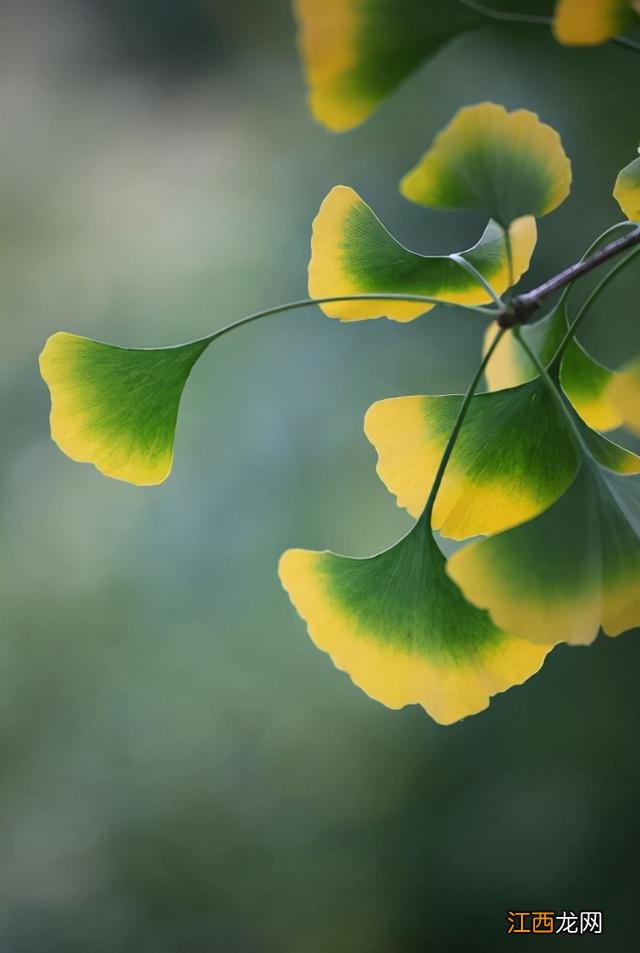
left=448, top=463, right=640, bottom=646
left=39, top=332, right=208, bottom=485
left=614, top=152, right=640, bottom=222
left=365, top=379, right=582, bottom=538
left=609, top=356, right=640, bottom=434
left=400, top=103, right=572, bottom=228
left=279, top=522, right=552, bottom=724
left=309, top=186, right=537, bottom=321
left=559, top=335, right=625, bottom=431
left=484, top=295, right=624, bottom=431
left=553, top=0, right=639, bottom=45
left=293, top=0, right=481, bottom=132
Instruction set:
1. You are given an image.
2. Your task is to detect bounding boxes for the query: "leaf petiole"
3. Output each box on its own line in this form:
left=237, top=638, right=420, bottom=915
left=450, top=253, right=504, bottom=308
left=513, top=326, right=593, bottom=459
left=457, top=0, right=551, bottom=26
left=172, top=293, right=499, bottom=353
left=421, top=325, right=507, bottom=525
left=458, top=0, right=640, bottom=54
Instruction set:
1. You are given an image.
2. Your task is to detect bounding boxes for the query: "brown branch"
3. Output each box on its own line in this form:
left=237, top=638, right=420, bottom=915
left=500, top=226, right=640, bottom=328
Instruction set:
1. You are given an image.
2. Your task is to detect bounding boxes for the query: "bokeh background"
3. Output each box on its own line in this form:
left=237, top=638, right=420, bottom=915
left=1, top=1, right=640, bottom=950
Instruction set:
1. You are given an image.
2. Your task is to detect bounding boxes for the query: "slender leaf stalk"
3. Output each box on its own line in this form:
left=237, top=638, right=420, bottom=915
left=450, top=254, right=504, bottom=308
left=178, top=293, right=497, bottom=352
left=514, top=326, right=593, bottom=458
left=421, top=326, right=506, bottom=524
left=458, top=0, right=640, bottom=53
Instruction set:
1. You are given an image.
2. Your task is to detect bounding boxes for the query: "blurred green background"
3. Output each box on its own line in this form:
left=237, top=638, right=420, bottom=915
left=1, top=1, right=640, bottom=950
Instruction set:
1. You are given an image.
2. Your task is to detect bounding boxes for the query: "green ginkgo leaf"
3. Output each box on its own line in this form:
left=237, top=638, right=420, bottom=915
left=293, top=0, right=482, bottom=132
left=309, top=185, right=537, bottom=322
left=365, top=378, right=581, bottom=539
left=39, top=332, right=208, bottom=485
left=400, top=103, right=572, bottom=228
left=448, top=463, right=640, bottom=647
left=614, top=151, right=640, bottom=222
left=279, top=520, right=553, bottom=724
left=553, top=0, right=640, bottom=45
left=484, top=294, right=624, bottom=431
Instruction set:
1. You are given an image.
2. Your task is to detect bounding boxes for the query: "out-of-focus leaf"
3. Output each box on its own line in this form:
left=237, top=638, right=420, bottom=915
left=485, top=294, right=624, bottom=431
left=609, top=356, right=640, bottom=434
left=614, top=151, right=640, bottom=222
left=400, top=103, right=572, bottom=228
left=293, top=0, right=482, bottom=131
left=553, top=0, right=639, bottom=45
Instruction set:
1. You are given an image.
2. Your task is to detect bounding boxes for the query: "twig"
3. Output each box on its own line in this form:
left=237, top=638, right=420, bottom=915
left=500, top=226, right=640, bottom=327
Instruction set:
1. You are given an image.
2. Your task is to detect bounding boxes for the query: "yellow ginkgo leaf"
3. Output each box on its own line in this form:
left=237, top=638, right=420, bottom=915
left=614, top=151, right=640, bottom=222
left=609, top=356, right=640, bottom=434
left=39, top=332, right=208, bottom=485
left=309, top=185, right=537, bottom=321
left=448, top=465, right=640, bottom=647
left=279, top=521, right=553, bottom=724
left=553, top=0, right=639, bottom=45
left=293, top=0, right=482, bottom=131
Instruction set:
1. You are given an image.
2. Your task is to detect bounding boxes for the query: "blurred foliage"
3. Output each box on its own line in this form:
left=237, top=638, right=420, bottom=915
left=95, top=0, right=225, bottom=70
left=0, top=0, right=639, bottom=950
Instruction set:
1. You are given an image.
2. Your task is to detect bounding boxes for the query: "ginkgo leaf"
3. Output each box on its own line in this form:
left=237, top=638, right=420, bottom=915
left=309, top=186, right=537, bottom=321
left=293, top=0, right=482, bottom=132
left=279, top=520, right=553, bottom=724
left=483, top=312, right=563, bottom=391
left=609, top=356, right=640, bottom=434
left=448, top=463, right=640, bottom=646
left=614, top=152, right=640, bottom=222
left=559, top=336, right=625, bottom=431
left=484, top=295, right=624, bottom=431
left=39, top=332, right=209, bottom=485
left=579, top=423, right=640, bottom=473
left=553, top=0, right=639, bottom=45
left=400, top=103, right=572, bottom=228
left=365, top=378, right=582, bottom=539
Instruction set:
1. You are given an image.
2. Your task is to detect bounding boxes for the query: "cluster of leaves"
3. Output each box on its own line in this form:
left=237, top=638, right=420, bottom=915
left=294, top=0, right=640, bottom=131
left=39, top=97, right=640, bottom=724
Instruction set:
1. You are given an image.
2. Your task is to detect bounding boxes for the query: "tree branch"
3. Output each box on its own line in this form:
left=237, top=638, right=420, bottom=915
left=500, top=226, right=640, bottom=327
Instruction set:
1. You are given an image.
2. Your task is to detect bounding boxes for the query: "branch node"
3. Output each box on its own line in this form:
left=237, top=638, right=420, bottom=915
left=498, top=293, right=540, bottom=328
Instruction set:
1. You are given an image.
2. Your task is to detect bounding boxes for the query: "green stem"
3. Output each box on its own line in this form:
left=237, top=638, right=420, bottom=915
left=549, top=221, right=638, bottom=349
left=580, top=219, right=638, bottom=261
left=459, top=0, right=640, bottom=53
left=577, top=220, right=639, bottom=265
left=450, top=253, right=504, bottom=308
left=163, top=292, right=497, bottom=352
left=514, top=326, right=592, bottom=458
left=613, top=36, right=640, bottom=54
left=421, top=325, right=506, bottom=524
left=554, top=243, right=640, bottom=361
left=505, top=231, right=515, bottom=302
left=457, top=0, right=550, bottom=26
